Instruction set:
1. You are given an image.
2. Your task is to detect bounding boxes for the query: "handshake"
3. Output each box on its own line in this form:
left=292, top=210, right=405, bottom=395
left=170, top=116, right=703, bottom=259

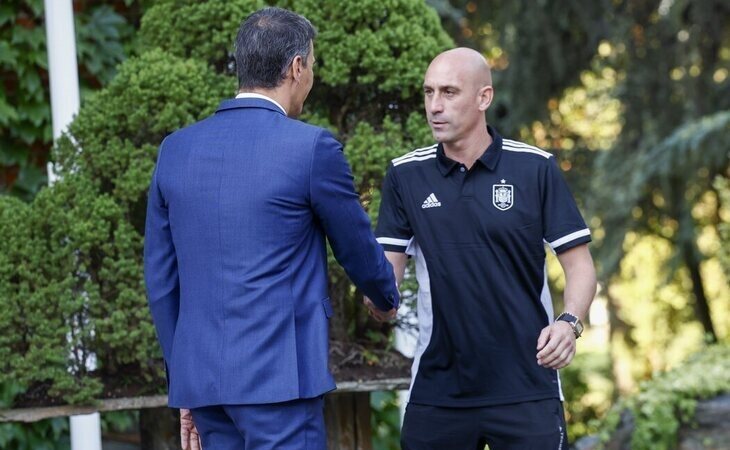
left=362, top=296, right=398, bottom=322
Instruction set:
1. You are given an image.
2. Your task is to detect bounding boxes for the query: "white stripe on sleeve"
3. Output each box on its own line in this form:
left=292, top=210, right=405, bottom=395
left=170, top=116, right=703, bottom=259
left=547, top=229, right=591, bottom=249
left=376, top=237, right=411, bottom=247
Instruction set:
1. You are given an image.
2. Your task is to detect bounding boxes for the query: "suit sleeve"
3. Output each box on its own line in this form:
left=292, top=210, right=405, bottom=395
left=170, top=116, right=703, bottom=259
left=542, top=157, right=591, bottom=254
left=310, top=130, right=399, bottom=312
left=143, top=146, right=180, bottom=364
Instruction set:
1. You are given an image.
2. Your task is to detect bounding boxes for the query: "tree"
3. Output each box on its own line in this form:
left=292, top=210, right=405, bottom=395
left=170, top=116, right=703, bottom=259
left=590, top=0, right=730, bottom=342
left=428, top=0, right=612, bottom=136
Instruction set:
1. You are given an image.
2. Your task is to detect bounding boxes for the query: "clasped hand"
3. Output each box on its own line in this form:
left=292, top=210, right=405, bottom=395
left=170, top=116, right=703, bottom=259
left=362, top=296, right=397, bottom=322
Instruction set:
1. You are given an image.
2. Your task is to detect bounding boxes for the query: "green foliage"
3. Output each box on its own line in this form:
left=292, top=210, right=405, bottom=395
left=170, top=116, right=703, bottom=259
left=716, top=176, right=730, bottom=280
left=344, top=113, right=433, bottom=220
left=289, top=0, right=451, bottom=135
left=0, top=364, right=69, bottom=450
left=138, top=0, right=264, bottom=70
left=586, top=0, right=730, bottom=345
left=100, top=410, right=138, bottom=435
left=596, top=345, right=730, bottom=450
left=288, top=0, right=448, bottom=96
left=588, top=0, right=730, bottom=265
left=0, top=418, right=70, bottom=450
left=75, top=5, right=136, bottom=88
left=0, top=1, right=142, bottom=200
left=371, top=390, right=401, bottom=450
left=560, top=351, right=614, bottom=442
left=593, top=111, right=730, bottom=276
left=430, top=0, right=612, bottom=136
left=55, top=48, right=233, bottom=209
left=0, top=177, right=124, bottom=404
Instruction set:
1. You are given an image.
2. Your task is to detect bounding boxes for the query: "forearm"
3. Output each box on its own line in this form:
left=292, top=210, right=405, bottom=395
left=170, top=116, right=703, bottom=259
left=385, top=251, right=407, bottom=287
left=563, top=268, right=596, bottom=321
left=537, top=245, right=596, bottom=368
left=558, top=245, right=597, bottom=321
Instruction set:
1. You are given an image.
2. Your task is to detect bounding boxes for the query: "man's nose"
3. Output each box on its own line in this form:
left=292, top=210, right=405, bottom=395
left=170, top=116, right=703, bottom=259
left=428, top=94, right=444, bottom=114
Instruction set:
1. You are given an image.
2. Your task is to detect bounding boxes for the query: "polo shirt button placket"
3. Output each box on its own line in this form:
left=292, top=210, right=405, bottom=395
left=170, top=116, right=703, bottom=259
left=459, top=165, right=475, bottom=197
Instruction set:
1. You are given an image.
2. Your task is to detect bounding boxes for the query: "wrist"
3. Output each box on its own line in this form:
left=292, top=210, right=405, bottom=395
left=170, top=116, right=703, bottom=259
left=556, top=312, right=584, bottom=338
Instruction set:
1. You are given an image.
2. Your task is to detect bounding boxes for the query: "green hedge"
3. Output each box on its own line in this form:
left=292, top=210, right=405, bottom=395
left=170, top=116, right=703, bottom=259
left=0, top=0, right=451, bottom=406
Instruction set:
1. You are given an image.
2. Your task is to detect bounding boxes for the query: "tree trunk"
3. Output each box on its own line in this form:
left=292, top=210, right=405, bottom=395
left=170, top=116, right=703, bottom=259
left=605, top=282, right=636, bottom=395
left=671, top=179, right=717, bottom=344
left=682, top=240, right=717, bottom=343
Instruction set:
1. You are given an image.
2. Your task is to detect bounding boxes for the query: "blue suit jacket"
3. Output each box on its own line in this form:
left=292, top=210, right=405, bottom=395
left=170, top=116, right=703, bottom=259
left=143, top=98, right=399, bottom=408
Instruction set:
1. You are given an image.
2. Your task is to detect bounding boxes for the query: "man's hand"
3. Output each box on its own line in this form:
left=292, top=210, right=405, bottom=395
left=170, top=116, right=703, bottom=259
left=363, top=296, right=397, bottom=322
left=536, top=321, right=576, bottom=369
left=180, top=408, right=202, bottom=450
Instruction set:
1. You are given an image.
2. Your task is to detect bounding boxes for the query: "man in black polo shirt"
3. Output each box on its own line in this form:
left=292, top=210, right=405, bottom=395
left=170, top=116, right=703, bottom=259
left=370, top=48, right=597, bottom=449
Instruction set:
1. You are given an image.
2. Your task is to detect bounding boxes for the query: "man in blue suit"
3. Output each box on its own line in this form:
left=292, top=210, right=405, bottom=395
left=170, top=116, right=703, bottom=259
left=143, top=7, right=399, bottom=449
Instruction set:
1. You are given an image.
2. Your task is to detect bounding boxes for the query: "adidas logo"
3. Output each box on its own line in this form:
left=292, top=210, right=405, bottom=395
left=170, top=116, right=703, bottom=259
left=421, top=193, right=441, bottom=209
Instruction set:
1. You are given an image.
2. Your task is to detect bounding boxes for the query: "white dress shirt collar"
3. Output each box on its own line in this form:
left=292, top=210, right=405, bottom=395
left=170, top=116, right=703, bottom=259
left=235, top=92, right=287, bottom=115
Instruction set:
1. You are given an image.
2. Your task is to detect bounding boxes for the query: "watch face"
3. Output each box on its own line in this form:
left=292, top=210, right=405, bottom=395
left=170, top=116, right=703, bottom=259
left=574, top=320, right=584, bottom=336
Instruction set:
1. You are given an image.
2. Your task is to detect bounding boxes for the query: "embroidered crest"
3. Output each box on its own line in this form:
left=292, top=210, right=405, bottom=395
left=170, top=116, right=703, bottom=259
left=492, top=179, right=513, bottom=211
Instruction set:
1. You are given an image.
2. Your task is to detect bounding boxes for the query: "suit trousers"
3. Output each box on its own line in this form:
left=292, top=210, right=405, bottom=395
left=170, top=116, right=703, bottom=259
left=190, top=396, right=325, bottom=450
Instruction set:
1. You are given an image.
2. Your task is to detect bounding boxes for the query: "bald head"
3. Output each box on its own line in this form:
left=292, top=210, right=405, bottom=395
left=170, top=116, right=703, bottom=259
left=423, top=47, right=495, bottom=147
left=428, top=47, right=492, bottom=89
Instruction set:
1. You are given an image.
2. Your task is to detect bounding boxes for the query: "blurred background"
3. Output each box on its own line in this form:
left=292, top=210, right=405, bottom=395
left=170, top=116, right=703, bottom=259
left=0, top=0, right=728, bottom=449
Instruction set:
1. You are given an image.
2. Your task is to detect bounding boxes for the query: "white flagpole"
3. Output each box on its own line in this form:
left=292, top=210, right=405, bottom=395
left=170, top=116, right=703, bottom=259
left=44, top=0, right=80, bottom=183
left=44, top=1, right=102, bottom=449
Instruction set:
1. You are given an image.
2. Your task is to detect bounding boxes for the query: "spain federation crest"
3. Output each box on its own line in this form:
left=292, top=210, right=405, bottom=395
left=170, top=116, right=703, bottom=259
left=492, top=179, right=514, bottom=211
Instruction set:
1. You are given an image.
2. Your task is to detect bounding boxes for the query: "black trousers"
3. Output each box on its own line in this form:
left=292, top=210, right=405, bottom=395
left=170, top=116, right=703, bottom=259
left=401, top=398, right=569, bottom=450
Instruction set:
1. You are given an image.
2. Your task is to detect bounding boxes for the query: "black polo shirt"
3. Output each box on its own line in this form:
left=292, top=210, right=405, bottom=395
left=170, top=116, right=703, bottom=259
left=375, top=126, right=591, bottom=407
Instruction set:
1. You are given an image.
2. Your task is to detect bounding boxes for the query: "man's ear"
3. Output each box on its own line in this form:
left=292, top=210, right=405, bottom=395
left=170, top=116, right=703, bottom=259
left=478, top=85, right=494, bottom=112
left=291, top=55, right=304, bottom=83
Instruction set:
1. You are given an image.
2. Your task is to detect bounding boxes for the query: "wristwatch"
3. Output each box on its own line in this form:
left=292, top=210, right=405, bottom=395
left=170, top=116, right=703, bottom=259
left=556, top=312, right=584, bottom=339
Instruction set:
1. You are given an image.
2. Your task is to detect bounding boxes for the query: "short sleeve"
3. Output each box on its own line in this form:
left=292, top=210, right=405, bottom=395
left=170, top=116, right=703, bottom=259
left=375, top=164, right=413, bottom=253
left=542, top=157, right=591, bottom=253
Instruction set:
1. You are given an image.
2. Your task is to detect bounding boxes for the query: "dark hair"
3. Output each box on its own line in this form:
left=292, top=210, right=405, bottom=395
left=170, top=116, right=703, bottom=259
left=235, top=7, right=316, bottom=90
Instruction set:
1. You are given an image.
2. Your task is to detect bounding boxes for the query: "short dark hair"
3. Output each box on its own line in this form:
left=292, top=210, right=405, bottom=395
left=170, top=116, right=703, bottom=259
left=235, top=7, right=316, bottom=90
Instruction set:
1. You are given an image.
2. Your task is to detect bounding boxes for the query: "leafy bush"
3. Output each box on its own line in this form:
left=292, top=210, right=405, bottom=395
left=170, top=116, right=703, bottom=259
left=138, top=0, right=264, bottom=70
left=596, top=345, right=730, bottom=450
left=1, top=49, right=230, bottom=404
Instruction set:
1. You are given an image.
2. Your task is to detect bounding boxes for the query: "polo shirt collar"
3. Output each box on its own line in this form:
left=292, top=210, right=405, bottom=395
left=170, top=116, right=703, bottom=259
left=436, top=125, right=503, bottom=176
left=436, top=144, right=458, bottom=176
left=478, top=125, right=503, bottom=171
